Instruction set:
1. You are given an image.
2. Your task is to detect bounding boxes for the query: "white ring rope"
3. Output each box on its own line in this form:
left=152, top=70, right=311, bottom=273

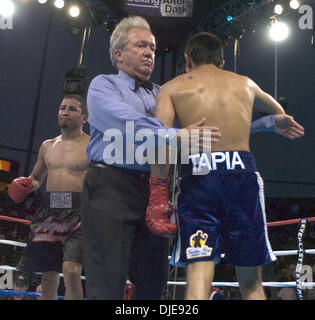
left=167, top=281, right=315, bottom=288
left=0, top=265, right=87, bottom=281
left=1, top=265, right=313, bottom=288
left=1, top=241, right=314, bottom=289
left=1, top=239, right=315, bottom=257
left=0, top=239, right=26, bottom=248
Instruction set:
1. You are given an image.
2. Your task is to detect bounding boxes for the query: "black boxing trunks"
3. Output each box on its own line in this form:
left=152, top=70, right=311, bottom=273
left=16, top=192, right=83, bottom=273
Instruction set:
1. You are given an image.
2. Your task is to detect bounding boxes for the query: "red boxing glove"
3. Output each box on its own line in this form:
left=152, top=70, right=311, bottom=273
left=145, top=175, right=177, bottom=238
left=124, top=282, right=134, bottom=300
left=8, top=177, right=33, bottom=203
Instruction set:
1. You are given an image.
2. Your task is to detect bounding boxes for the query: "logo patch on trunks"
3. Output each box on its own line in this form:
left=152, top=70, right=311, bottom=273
left=50, top=192, right=72, bottom=209
left=186, top=230, right=212, bottom=259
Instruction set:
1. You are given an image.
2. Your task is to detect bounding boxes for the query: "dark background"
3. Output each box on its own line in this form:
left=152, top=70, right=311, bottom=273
left=0, top=0, right=314, bottom=198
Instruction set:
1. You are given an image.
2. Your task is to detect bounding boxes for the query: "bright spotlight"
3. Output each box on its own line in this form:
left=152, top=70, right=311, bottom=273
left=226, top=15, right=233, bottom=22
left=274, top=4, right=284, bottom=15
left=38, top=0, right=48, bottom=4
left=69, top=6, right=80, bottom=18
left=269, top=21, right=289, bottom=42
left=54, top=0, right=65, bottom=9
left=289, top=0, right=300, bottom=9
left=0, top=0, right=15, bottom=17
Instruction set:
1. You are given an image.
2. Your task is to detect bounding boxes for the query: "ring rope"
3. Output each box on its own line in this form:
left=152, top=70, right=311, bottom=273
left=0, top=239, right=26, bottom=247
left=0, top=282, right=314, bottom=301
left=0, top=215, right=31, bottom=225
left=0, top=265, right=87, bottom=281
left=267, top=216, right=315, bottom=227
left=166, top=281, right=315, bottom=288
left=1, top=214, right=314, bottom=227
left=1, top=214, right=314, bottom=297
left=1, top=239, right=315, bottom=257
left=1, top=239, right=315, bottom=258
left=0, top=289, right=64, bottom=299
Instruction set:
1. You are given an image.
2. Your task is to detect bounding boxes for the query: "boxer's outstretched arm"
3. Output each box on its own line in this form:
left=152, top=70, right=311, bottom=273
left=250, top=80, right=285, bottom=115
left=249, top=78, right=305, bottom=139
left=274, top=114, right=305, bottom=139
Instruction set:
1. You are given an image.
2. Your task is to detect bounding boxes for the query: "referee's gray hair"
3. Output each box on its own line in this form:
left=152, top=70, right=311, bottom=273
left=109, top=16, right=152, bottom=68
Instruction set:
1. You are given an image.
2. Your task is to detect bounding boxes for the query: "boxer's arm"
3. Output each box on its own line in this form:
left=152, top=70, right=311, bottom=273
left=250, top=114, right=305, bottom=139
left=151, top=86, right=176, bottom=178
left=274, top=114, right=305, bottom=139
left=146, top=86, right=178, bottom=238
left=250, top=80, right=285, bottom=115
left=251, top=115, right=275, bottom=133
left=8, top=142, right=47, bottom=203
left=28, top=142, right=48, bottom=192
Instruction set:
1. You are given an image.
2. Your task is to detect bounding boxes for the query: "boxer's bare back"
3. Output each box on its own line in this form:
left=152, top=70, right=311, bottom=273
left=155, top=64, right=285, bottom=152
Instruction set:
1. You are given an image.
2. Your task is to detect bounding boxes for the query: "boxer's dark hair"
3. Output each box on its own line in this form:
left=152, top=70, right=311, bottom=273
left=185, top=32, right=224, bottom=67
left=63, top=94, right=88, bottom=116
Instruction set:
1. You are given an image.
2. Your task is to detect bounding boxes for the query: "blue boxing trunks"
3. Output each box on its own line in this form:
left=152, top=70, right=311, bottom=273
left=170, top=151, right=276, bottom=268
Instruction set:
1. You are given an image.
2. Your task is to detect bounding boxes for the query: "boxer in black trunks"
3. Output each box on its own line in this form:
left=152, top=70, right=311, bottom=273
left=9, top=94, right=89, bottom=300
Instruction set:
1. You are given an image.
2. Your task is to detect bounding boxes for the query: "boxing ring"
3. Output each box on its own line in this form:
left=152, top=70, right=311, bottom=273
left=0, top=214, right=314, bottom=300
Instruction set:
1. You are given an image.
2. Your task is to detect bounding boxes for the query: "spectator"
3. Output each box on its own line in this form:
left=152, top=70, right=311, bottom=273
left=5, top=273, right=35, bottom=300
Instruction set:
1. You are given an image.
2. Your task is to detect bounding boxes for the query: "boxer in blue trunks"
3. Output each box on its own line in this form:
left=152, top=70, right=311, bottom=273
left=146, top=32, right=304, bottom=299
left=174, top=150, right=275, bottom=267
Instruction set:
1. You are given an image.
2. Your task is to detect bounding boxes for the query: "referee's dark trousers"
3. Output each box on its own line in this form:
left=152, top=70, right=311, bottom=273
left=81, top=163, right=170, bottom=300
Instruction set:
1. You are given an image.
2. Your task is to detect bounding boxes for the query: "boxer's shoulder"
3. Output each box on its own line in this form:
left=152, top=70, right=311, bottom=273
left=158, top=73, right=187, bottom=94
left=42, top=136, right=60, bottom=148
left=37, top=138, right=56, bottom=154
left=38, top=136, right=64, bottom=157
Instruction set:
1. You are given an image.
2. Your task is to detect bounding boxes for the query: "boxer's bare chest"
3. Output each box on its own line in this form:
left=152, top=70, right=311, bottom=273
left=44, top=139, right=89, bottom=172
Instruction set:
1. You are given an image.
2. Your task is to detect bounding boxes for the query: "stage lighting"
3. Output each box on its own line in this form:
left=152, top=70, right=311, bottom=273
left=274, top=4, right=284, bottom=15
left=0, top=0, right=15, bottom=17
left=69, top=5, right=80, bottom=18
left=66, top=22, right=83, bottom=37
left=289, top=0, right=300, bottom=9
left=65, top=16, right=85, bottom=37
left=227, top=15, right=233, bottom=22
left=54, top=0, right=65, bottom=9
left=269, top=20, right=289, bottom=41
left=64, top=68, right=86, bottom=95
left=38, top=0, right=48, bottom=4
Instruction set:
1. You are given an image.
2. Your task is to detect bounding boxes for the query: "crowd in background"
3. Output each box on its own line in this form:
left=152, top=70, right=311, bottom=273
left=0, top=188, right=314, bottom=300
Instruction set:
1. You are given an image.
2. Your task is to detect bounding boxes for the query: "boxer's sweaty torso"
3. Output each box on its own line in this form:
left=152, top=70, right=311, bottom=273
left=158, top=64, right=257, bottom=152
left=43, top=134, right=90, bottom=192
left=28, top=133, right=89, bottom=242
